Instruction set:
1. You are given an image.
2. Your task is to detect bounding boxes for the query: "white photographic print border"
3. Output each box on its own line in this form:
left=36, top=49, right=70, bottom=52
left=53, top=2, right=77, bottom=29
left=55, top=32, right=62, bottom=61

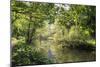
left=17, top=0, right=96, bottom=5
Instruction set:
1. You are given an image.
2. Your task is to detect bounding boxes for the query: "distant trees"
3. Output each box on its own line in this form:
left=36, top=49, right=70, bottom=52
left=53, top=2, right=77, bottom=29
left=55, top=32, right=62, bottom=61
left=56, top=4, right=96, bottom=40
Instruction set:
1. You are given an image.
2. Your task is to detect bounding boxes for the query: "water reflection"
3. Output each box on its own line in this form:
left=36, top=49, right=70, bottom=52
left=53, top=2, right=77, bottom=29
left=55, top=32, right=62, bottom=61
left=40, top=40, right=96, bottom=63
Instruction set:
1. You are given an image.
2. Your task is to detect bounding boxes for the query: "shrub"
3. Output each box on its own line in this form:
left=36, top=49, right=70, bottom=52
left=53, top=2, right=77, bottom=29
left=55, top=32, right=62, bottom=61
left=12, top=44, right=53, bottom=66
left=64, top=40, right=95, bottom=51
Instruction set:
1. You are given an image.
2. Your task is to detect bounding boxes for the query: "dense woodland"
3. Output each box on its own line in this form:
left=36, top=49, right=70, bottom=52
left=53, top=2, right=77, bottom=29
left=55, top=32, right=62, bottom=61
left=11, top=0, right=96, bottom=66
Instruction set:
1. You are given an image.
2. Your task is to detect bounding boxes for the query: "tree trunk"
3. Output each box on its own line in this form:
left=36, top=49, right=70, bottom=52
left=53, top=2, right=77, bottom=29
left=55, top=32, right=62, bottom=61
left=26, top=13, right=34, bottom=44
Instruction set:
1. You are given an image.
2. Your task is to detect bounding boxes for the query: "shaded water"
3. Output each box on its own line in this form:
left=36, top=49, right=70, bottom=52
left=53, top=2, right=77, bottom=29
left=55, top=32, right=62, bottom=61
left=40, top=39, right=96, bottom=63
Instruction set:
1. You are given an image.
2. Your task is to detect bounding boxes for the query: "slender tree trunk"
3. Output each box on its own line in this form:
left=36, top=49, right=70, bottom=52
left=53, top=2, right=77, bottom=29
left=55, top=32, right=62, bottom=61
left=30, top=28, right=35, bottom=44
left=26, top=13, right=33, bottom=44
left=26, top=21, right=31, bottom=44
left=39, top=34, right=41, bottom=45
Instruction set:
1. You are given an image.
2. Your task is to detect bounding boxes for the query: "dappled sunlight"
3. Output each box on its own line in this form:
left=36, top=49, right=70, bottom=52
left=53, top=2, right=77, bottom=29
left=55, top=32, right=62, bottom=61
left=11, top=0, right=96, bottom=66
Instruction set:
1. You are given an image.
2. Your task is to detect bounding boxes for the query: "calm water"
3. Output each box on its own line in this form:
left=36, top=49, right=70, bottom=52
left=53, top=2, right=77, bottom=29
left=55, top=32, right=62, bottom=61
left=40, top=39, right=96, bottom=63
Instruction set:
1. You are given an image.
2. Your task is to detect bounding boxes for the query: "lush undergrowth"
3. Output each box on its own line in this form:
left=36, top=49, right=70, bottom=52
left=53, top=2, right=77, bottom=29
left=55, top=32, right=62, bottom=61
left=61, top=40, right=96, bottom=51
left=12, top=43, right=53, bottom=66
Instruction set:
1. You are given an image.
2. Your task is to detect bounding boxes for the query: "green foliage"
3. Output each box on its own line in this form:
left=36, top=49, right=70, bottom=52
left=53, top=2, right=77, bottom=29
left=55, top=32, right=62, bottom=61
left=64, top=40, right=95, bottom=51
left=12, top=44, right=53, bottom=66
left=11, top=0, right=96, bottom=65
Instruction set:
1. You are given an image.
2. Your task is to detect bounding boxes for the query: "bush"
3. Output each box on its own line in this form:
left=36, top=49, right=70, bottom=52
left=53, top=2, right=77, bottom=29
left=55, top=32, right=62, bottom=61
left=12, top=44, right=53, bottom=66
left=64, top=40, right=95, bottom=51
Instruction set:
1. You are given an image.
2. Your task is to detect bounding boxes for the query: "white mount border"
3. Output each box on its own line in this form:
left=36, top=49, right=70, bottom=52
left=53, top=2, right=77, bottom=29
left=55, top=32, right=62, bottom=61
left=17, top=0, right=96, bottom=6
